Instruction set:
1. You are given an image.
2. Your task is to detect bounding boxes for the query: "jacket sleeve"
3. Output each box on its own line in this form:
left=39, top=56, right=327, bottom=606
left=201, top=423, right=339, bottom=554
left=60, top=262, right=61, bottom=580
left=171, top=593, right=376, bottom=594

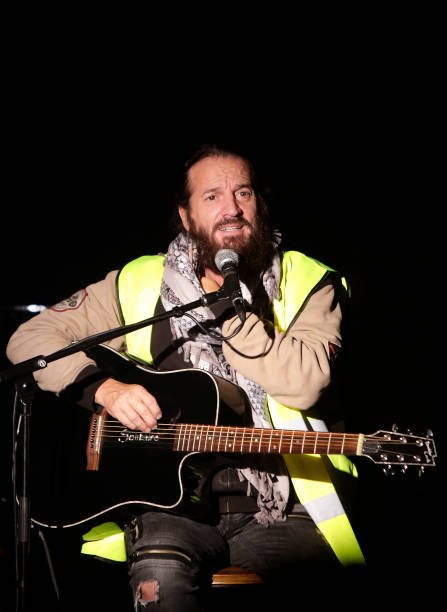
left=222, top=282, right=342, bottom=410
left=5, top=270, right=124, bottom=393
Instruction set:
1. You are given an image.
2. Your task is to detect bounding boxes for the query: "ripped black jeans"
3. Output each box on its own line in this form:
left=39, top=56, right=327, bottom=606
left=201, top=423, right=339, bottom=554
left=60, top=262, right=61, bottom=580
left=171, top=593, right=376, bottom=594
left=124, top=508, right=340, bottom=611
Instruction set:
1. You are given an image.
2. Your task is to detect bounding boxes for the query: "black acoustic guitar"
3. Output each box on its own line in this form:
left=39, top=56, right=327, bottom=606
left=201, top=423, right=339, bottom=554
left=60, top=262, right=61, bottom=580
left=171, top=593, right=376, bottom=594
left=30, top=344, right=438, bottom=529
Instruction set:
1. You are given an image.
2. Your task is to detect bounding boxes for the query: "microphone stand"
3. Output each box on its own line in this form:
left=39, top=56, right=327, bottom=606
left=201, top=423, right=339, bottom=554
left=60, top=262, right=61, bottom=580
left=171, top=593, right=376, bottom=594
left=0, top=288, right=226, bottom=612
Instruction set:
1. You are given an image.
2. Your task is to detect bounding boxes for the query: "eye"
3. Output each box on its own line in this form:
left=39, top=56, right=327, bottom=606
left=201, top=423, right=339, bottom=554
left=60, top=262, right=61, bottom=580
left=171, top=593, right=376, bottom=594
left=205, top=194, right=217, bottom=201
left=238, top=190, right=252, bottom=198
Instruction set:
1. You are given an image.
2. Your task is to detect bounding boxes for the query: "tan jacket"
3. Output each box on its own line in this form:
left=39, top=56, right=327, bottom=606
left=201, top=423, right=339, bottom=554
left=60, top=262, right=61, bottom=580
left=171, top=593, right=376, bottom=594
left=6, top=269, right=342, bottom=410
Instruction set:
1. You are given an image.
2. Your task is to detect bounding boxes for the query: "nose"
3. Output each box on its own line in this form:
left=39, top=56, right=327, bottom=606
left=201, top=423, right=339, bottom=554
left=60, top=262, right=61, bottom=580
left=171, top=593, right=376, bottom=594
left=222, top=193, right=242, bottom=217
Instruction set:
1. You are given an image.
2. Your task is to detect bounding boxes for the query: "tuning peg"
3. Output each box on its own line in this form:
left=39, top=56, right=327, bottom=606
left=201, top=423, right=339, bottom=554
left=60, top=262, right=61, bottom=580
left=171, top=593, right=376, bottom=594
left=383, top=465, right=395, bottom=476
left=391, top=423, right=399, bottom=432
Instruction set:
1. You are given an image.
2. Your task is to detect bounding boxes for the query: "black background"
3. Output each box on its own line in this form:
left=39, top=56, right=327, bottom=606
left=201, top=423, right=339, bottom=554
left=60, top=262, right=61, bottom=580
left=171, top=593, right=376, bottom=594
left=1, top=90, right=444, bottom=608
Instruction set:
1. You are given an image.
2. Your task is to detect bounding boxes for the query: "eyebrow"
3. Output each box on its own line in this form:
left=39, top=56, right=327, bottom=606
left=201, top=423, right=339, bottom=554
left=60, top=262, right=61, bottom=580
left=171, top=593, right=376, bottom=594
left=202, top=183, right=253, bottom=196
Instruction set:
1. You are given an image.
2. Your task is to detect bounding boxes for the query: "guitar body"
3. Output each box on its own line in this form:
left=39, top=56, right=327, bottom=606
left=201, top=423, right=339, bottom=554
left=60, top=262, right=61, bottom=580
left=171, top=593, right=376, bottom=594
left=31, top=345, right=252, bottom=528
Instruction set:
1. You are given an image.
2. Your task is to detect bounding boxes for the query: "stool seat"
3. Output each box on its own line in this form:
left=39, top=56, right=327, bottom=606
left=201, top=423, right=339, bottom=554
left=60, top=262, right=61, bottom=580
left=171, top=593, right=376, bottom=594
left=212, top=566, right=263, bottom=586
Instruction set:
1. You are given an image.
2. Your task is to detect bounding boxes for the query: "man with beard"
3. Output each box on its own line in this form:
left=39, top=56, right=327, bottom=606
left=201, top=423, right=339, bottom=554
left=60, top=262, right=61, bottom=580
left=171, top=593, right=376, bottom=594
left=6, top=144, right=366, bottom=610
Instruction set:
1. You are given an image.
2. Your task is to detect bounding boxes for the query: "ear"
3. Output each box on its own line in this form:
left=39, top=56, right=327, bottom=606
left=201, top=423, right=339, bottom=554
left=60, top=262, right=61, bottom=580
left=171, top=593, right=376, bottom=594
left=178, top=205, right=189, bottom=231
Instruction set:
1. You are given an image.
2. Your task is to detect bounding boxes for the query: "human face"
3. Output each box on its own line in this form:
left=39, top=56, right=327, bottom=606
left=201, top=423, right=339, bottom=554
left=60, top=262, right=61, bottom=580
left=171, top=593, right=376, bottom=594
left=179, top=155, right=257, bottom=253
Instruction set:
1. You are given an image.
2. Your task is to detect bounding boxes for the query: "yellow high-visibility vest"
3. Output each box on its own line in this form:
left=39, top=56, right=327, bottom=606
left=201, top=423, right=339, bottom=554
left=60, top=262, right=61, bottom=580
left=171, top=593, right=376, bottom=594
left=82, top=251, right=365, bottom=566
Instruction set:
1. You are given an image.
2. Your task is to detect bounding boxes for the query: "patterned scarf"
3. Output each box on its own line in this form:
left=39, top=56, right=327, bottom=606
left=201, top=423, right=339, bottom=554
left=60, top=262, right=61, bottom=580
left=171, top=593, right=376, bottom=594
left=160, top=232, right=290, bottom=525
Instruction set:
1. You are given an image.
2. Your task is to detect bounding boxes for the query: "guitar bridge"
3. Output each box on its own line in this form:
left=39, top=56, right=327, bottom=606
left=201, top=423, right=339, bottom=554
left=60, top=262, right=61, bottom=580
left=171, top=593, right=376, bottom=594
left=87, top=409, right=106, bottom=471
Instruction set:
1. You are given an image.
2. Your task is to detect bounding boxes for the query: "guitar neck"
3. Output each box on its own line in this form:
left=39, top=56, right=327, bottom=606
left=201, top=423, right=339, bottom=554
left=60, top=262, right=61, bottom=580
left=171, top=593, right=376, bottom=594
left=173, top=424, right=362, bottom=455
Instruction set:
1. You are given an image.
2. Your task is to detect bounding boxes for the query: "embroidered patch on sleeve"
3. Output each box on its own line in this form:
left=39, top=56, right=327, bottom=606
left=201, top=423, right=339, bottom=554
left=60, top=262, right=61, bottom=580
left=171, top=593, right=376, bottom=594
left=50, top=289, right=88, bottom=312
left=328, top=341, right=341, bottom=363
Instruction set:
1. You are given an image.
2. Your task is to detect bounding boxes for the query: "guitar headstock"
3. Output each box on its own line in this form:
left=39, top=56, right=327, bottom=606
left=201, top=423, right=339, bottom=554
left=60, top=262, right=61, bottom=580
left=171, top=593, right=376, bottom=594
left=362, top=425, right=437, bottom=475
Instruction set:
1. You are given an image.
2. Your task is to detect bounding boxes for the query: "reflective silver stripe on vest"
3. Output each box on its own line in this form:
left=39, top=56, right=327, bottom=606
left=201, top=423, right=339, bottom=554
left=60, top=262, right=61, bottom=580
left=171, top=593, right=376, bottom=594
left=307, top=417, right=328, bottom=432
left=271, top=413, right=306, bottom=429
left=270, top=412, right=328, bottom=434
left=304, top=492, right=345, bottom=523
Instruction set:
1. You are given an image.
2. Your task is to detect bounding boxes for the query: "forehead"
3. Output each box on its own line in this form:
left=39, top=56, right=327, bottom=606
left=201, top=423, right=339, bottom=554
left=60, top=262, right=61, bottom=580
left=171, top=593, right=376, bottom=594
left=188, top=155, right=251, bottom=192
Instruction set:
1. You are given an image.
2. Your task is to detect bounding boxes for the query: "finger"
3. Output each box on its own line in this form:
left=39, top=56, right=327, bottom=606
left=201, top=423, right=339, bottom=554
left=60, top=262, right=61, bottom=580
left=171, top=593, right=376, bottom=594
left=123, top=413, right=152, bottom=433
left=131, top=400, right=161, bottom=431
left=133, top=388, right=162, bottom=420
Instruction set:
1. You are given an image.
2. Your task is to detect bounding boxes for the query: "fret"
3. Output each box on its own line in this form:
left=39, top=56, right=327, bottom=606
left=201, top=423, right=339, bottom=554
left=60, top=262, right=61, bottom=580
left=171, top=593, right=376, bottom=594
left=224, top=427, right=230, bottom=451
left=209, top=424, right=216, bottom=452
left=267, top=430, right=273, bottom=453
left=240, top=427, right=246, bottom=452
left=217, top=425, right=223, bottom=453
left=190, top=423, right=197, bottom=451
left=326, top=431, right=332, bottom=454
left=257, top=429, right=262, bottom=452
left=197, top=424, right=204, bottom=451
left=186, top=424, right=193, bottom=451
left=278, top=429, right=284, bottom=453
left=249, top=428, right=255, bottom=452
left=257, top=430, right=262, bottom=452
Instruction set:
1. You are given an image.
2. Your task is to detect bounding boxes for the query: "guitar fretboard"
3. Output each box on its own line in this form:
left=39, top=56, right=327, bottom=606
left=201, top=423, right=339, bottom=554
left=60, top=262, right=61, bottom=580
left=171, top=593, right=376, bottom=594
left=174, top=424, right=362, bottom=455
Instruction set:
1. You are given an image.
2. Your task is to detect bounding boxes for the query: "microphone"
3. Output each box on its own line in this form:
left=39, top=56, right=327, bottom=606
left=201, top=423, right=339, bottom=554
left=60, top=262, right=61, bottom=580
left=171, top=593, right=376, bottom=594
left=214, top=249, right=246, bottom=323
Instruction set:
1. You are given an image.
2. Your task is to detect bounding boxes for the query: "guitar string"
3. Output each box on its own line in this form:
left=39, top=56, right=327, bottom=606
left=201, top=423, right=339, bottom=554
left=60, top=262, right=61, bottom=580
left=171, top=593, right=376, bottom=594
left=90, top=425, right=428, bottom=458
left=97, top=424, right=424, bottom=443
left=96, top=425, right=422, bottom=441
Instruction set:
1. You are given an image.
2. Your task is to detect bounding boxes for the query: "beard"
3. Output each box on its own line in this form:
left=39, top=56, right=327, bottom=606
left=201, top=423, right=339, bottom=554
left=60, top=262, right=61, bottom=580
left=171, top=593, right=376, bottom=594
left=186, top=213, right=275, bottom=283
